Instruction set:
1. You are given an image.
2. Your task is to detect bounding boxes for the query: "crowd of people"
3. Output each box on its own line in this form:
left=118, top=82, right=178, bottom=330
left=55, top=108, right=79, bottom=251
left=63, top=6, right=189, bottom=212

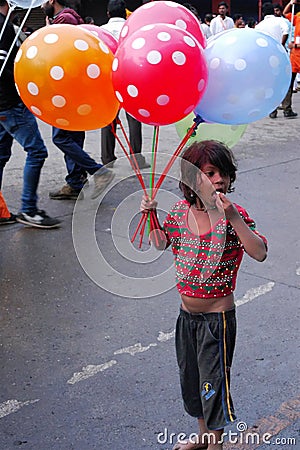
left=0, top=0, right=299, bottom=227
left=183, top=0, right=300, bottom=119
left=0, top=0, right=150, bottom=227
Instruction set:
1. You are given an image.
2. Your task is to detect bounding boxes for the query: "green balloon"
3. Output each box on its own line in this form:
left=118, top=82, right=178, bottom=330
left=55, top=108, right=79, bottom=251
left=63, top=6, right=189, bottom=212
left=175, top=113, right=247, bottom=149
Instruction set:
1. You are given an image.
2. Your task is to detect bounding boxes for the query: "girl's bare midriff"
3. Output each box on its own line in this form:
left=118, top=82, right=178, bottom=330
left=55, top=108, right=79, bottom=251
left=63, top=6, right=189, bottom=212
left=181, top=292, right=235, bottom=313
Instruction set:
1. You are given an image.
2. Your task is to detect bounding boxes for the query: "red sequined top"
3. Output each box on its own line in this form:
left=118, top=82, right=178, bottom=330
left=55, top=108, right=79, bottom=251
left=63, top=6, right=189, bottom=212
left=163, top=200, right=267, bottom=299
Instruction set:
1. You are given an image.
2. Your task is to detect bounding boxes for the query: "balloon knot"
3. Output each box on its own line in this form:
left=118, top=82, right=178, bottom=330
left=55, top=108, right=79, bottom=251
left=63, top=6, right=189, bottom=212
left=193, top=114, right=205, bottom=128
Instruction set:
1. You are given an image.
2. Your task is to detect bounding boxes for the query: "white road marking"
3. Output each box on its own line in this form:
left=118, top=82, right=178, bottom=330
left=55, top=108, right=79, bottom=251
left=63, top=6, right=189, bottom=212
left=296, top=267, right=300, bottom=276
left=157, top=330, right=175, bottom=342
left=235, top=281, right=275, bottom=307
left=0, top=399, right=39, bottom=419
left=114, top=342, right=157, bottom=356
left=0, top=282, right=280, bottom=417
left=67, top=282, right=275, bottom=385
left=67, top=360, right=117, bottom=385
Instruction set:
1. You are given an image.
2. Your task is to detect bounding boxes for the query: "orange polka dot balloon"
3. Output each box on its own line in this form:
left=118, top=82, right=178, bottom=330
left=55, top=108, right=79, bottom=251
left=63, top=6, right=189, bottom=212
left=14, top=24, right=119, bottom=131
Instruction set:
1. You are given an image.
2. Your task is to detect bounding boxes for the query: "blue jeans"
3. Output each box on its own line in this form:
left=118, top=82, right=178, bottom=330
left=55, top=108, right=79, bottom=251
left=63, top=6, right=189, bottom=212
left=0, top=103, right=48, bottom=213
left=52, top=127, right=103, bottom=191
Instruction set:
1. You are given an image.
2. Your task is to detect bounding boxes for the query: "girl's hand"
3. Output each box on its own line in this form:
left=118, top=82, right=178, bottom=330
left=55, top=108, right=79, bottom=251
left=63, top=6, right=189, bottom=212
left=140, top=194, right=158, bottom=213
left=216, top=192, right=239, bottom=221
left=217, top=192, right=266, bottom=261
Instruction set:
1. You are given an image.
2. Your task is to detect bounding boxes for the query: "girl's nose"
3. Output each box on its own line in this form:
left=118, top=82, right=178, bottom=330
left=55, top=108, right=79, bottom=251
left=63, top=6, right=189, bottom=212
left=213, top=171, right=223, bottom=183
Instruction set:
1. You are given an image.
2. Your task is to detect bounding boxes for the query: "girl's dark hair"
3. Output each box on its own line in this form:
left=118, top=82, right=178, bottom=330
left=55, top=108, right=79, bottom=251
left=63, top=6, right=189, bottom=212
left=179, top=140, right=237, bottom=205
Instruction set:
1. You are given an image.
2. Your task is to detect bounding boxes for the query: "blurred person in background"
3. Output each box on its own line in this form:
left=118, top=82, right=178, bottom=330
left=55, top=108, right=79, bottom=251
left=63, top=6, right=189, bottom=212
left=100, top=0, right=149, bottom=169
left=210, top=1, right=234, bottom=35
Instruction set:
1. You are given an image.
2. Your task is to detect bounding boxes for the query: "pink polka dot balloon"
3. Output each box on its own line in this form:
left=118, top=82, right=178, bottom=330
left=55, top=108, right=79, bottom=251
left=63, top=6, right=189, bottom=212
left=112, top=23, right=208, bottom=126
left=79, top=24, right=119, bottom=54
left=120, top=0, right=206, bottom=49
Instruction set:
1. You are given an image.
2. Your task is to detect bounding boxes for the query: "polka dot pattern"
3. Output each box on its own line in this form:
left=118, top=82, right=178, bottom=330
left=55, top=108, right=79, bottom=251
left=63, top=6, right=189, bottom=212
left=157, top=95, right=170, bottom=105
left=175, top=19, right=187, bottom=30
left=147, top=50, right=162, bottom=64
left=119, top=0, right=206, bottom=49
left=52, top=95, right=66, bottom=107
left=26, top=46, right=38, bottom=59
left=78, top=24, right=118, bottom=55
left=112, top=22, right=207, bottom=126
left=74, top=39, right=89, bottom=51
left=50, top=66, right=64, bottom=80
left=234, top=59, right=246, bottom=71
left=87, top=64, right=100, bottom=79
left=195, top=28, right=292, bottom=125
left=44, top=33, right=59, bottom=44
left=132, top=38, right=145, bottom=49
left=28, top=82, right=39, bottom=96
left=127, top=85, right=138, bottom=97
left=14, top=24, right=119, bottom=131
left=158, top=32, right=171, bottom=42
left=172, top=51, right=186, bottom=65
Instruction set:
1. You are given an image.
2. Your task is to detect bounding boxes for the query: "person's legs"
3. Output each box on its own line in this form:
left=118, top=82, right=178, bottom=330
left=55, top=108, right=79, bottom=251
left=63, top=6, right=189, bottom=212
left=0, top=104, right=47, bottom=213
left=173, top=309, right=236, bottom=450
left=0, top=124, right=13, bottom=189
left=198, top=311, right=236, bottom=431
left=282, top=72, right=297, bottom=117
left=269, top=108, right=277, bottom=119
left=100, top=117, right=117, bottom=166
left=52, top=127, right=95, bottom=189
left=173, top=310, right=208, bottom=450
left=0, top=106, right=60, bottom=228
left=20, top=113, right=47, bottom=213
left=126, top=112, right=142, bottom=154
left=52, top=127, right=114, bottom=200
left=126, top=112, right=149, bottom=168
left=63, top=129, right=87, bottom=189
left=64, top=154, right=87, bottom=189
left=172, top=419, right=223, bottom=450
left=52, top=127, right=103, bottom=175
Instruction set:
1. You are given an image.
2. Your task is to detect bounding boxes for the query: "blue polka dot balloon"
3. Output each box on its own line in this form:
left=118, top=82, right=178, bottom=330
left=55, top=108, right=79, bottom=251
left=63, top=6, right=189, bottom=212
left=9, top=0, right=43, bottom=7
left=195, top=28, right=292, bottom=125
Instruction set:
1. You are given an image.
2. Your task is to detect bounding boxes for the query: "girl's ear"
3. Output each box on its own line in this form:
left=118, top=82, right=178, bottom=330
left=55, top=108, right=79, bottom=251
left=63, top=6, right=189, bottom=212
left=194, top=170, right=203, bottom=198
left=196, top=170, right=203, bottom=187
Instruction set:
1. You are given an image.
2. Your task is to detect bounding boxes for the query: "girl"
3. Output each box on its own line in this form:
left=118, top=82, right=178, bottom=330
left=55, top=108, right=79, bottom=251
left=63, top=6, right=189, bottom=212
left=140, top=141, right=267, bottom=450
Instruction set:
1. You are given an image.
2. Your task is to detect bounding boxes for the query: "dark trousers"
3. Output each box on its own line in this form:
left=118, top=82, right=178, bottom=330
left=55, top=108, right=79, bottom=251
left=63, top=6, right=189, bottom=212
left=101, top=112, right=145, bottom=165
left=175, top=308, right=237, bottom=430
left=281, top=72, right=297, bottom=111
left=52, top=127, right=103, bottom=190
left=0, top=103, right=47, bottom=213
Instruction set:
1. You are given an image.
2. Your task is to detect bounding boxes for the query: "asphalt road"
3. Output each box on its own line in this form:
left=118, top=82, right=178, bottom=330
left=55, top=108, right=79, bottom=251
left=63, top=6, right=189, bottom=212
left=0, top=94, right=299, bottom=450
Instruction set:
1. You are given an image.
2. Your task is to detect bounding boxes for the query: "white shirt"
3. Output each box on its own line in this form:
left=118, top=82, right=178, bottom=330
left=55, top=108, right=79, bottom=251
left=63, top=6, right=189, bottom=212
left=255, top=15, right=289, bottom=43
left=200, top=22, right=212, bottom=39
left=100, top=17, right=126, bottom=41
left=210, top=15, right=234, bottom=35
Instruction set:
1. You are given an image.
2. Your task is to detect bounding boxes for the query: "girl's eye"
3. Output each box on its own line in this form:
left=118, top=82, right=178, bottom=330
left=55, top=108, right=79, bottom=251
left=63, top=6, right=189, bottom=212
left=205, top=171, right=214, bottom=177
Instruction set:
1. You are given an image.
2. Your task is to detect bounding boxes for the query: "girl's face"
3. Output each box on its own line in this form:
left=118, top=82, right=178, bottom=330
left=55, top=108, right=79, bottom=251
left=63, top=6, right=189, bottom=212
left=196, top=163, right=230, bottom=207
left=201, top=163, right=230, bottom=194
